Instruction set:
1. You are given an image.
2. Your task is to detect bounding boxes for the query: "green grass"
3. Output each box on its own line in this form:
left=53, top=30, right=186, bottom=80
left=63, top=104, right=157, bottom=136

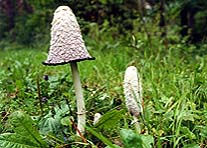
left=0, top=29, right=207, bottom=147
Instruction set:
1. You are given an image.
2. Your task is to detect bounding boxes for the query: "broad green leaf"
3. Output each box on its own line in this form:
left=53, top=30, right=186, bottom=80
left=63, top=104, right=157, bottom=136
left=94, top=109, right=125, bottom=129
left=39, top=114, right=60, bottom=134
left=8, top=111, right=47, bottom=147
left=183, top=144, right=200, bottom=148
left=120, top=129, right=154, bottom=148
left=54, top=104, right=69, bottom=117
left=39, top=104, right=69, bottom=134
left=60, top=117, right=71, bottom=126
left=120, top=129, right=142, bottom=148
left=141, top=135, right=154, bottom=148
left=0, top=133, right=41, bottom=148
left=180, top=126, right=196, bottom=139
left=200, top=126, right=207, bottom=139
left=86, top=126, right=121, bottom=148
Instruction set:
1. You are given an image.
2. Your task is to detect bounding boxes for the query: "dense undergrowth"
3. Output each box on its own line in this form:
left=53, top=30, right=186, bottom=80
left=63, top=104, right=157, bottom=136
left=0, top=21, right=207, bottom=148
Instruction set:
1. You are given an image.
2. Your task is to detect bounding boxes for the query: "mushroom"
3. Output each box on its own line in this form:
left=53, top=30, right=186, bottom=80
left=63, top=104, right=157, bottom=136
left=93, top=113, right=102, bottom=125
left=123, top=66, right=143, bottom=133
left=42, top=6, right=95, bottom=135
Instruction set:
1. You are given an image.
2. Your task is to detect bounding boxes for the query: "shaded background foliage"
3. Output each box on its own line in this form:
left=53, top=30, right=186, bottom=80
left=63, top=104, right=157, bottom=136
left=0, top=0, right=206, bottom=47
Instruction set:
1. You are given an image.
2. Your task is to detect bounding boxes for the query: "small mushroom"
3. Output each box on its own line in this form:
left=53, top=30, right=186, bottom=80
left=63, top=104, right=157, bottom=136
left=43, top=6, right=95, bottom=135
left=93, top=113, right=102, bottom=125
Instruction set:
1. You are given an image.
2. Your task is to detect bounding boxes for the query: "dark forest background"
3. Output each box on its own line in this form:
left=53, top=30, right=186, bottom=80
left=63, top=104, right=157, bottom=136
left=0, top=0, right=206, bottom=48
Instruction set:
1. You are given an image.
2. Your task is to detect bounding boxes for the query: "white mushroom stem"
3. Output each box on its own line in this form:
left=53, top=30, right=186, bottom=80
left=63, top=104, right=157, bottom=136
left=132, top=116, right=141, bottom=133
left=70, top=62, right=86, bottom=135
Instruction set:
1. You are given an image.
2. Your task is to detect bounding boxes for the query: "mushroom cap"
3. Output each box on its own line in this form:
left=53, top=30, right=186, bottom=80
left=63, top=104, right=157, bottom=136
left=123, top=66, right=143, bottom=116
left=43, top=6, right=94, bottom=66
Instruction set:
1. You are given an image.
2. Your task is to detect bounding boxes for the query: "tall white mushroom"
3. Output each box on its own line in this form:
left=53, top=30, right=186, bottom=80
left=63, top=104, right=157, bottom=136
left=123, top=66, right=143, bottom=133
left=43, top=6, right=94, bottom=135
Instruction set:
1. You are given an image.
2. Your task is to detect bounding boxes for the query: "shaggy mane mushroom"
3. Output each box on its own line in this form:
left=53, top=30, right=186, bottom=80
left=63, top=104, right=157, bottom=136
left=123, top=66, right=143, bottom=133
left=43, top=6, right=95, bottom=135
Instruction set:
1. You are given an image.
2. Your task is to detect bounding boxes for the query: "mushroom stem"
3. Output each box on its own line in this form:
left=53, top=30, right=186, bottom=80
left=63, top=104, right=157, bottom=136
left=70, top=62, right=86, bottom=135
left=133, top=116, right=141, bottom=133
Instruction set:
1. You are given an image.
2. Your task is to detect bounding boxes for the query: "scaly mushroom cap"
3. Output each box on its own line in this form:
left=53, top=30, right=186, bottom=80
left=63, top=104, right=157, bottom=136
left=43, top=6, right=94, bottom=65
left=123, top=66, right=143, bottom=117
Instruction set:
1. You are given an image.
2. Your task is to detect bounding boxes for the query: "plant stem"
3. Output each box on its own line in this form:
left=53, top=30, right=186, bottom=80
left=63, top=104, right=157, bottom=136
left=70, top=118, right=87, bottom=143
left=133, top=116, right=141, bottom=133
left=70, top=62, right=86, bottom=135
left=36, top=74, right=43, bottom=115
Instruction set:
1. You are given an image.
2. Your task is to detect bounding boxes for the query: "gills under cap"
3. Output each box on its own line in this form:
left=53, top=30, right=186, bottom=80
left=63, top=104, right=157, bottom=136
left=43, top=6, right=94, bottom=66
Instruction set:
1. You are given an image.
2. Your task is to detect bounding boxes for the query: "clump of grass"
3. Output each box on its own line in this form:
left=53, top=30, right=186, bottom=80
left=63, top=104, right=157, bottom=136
left=0, top=25, right=207, bottom=147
